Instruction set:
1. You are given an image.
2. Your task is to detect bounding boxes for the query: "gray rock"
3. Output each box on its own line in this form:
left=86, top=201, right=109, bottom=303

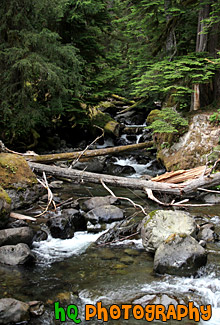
left=0, top=227, right=34, bottom=247
left=0, top=299, right=44, bottom=324
left=203, top=194, right=220, bottom=204
left=87, top=221, right=104, bottom=233
left=86, top=205, right=124, bottom=224
left=96, top=217, right=139, bottom=245
left=73, top=156, right=106, bottom=173
left=132, top=293, right=185, bottom=308
left=197, top=224, right=216, bottom=242
left=62, top=209, right=87, bottom=231
left=46, top=216, right=75, bottom=239
left=7, top=184, right=42, bottom=209
left=82, top=196, right=118, bottom=211
left=104, top=164, right=135, bottom=176
left=154, top=235, right=207, bottom=276
left=0, top=298, right=30, bottom=324
left=0, top=243, right=35, bottom=266
left=140, top=210, right=197, bottom=253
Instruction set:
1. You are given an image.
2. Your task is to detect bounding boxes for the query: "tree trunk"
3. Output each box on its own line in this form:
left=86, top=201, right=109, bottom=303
left=191, top=1, right=210, bottom=110
left=25, top=141, right=154, bottom=163
left=164, top=0, right=176, bottom=58
left=28, top=162, right=220, bottom=198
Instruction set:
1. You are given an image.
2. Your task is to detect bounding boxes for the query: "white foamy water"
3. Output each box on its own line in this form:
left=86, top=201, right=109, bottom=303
left=114, top=157, right=159, bottom=177
left=32, top=231, right=104, bottom=264
left=96, top=138, right=114, bottom=148
left=141, top=271, right=220, bottom=325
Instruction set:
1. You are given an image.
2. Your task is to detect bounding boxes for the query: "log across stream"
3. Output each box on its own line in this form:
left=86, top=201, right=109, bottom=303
left=29, top=161, right=220, bottom=199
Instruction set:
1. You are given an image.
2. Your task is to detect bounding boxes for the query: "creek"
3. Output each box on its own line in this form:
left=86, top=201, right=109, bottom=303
left=1, top=123, right=220, bottom=324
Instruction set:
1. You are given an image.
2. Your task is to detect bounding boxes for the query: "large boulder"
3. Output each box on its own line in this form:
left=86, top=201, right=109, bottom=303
left=0, top=186, right=11, bottom=229
left=86, top=205, right=124, bottom=224
left=0, top=243, right=35, bottom=266
left=0, top=298, right=44, bottom=324
left=0, top=153, right=39, bottom=209
left=0, top=298, right=30, bottom=324
left=154, top=235, right=207, bottom=276
left=157, top=113, right=220, bottom=170
left=81, top=196, right=118, bottom=211
left=0, top=227, right=34, bottom=247
left=140, top=210, right=197, bottom=253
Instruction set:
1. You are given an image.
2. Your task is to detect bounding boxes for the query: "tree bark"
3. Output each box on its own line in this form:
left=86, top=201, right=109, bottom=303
left=28, top=162, right=182, bottom=195
left=28, top=162, right=220, bottom=198
left=25, top=141, right=154, bottom=163
left=191, top=1, right=210, bottom=111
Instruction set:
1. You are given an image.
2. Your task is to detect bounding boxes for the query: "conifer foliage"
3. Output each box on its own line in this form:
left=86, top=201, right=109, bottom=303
left=0, top=0, right=220, bottom=146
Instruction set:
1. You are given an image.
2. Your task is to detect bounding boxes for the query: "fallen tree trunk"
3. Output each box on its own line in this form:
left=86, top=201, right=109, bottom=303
left=25, top=141, right=153, bottom=163
left=28, top=162, right=220, bottom=198
left=29, top=162, right=181, bottom=195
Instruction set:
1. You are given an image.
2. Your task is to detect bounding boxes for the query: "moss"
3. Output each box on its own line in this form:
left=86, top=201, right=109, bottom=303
left=143, top=210, right=158, bottom=227
left=146, top=109, right=161, bottom=124
left=0, top=186, right=11, bottom=205
left=0, top=153, right=37, bottom=189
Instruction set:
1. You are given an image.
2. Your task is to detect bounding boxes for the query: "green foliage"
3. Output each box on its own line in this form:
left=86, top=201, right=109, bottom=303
left=209, top=109, right=220, bottom=125
left=148, top=107, right=188, bottom=134
left=0, top=0, right=84, bottom=144
left=134, top=54, right=218, bottom=109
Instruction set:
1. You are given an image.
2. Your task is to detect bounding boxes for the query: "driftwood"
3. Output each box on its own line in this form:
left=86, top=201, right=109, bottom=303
left=28, top=162, right=220, bottom=198
left=151, top=165, right=211, bottom=184
left=25, top=141, right=153, bottom=163
left=10, top=212, right=36, bottom=222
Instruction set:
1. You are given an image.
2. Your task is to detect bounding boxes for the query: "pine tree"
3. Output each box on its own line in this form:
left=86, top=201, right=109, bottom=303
left=0, top=0, right=83, bottom=144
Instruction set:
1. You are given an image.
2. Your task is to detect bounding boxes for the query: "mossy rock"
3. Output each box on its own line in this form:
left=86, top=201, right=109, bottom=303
left=0, top=186, right=11, bottom=229
left=0, top=153, right=37, bottom=189
left=0, top=154, right=39, bottom=209
left=146, top=109, right=161, bottom=124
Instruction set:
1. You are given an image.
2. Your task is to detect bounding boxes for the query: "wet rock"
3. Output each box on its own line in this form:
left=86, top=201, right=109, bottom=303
left=0, top=243, right=36, bottom=266
left=140, top=210, right=197, bottom=253
left=96, top=217, right=139, bottom=244
left=154, top=235, right=207, bottom=276
left=197, top=224, right=216, bottom=242
left=0, top=153, right=40, bottom=209
left=0, top=186, right=11, bottom=229
left=120, top=256, right=134, bottom=264
left=6, top=219, right=28, bottom=228
left=132, top=293, right=185, bottom=307
left=115, top=110, right=135, bottom=124
left=87, top=221, right=104, bottom=233
left=86, top=205, right=124, bottom=224
left=139, top=131, right=152, bottom=143
left=28, top=301, right=45, bottom=317
left=202, top=194, right=220, bottom=204
left=73, top=156, right=107, bottom=173
left=81, top=196, right=118, bottom=212
left=0, top=227, right=34, bottom=247
left=62, top=209, right=87, bottom=231
left=104, top=164, right=135, bottom=176
left=0, top=298, right=30, bottom=324
left=0, top=298, right=44, bottom=324
left=46, top=215, right=75, bottom=239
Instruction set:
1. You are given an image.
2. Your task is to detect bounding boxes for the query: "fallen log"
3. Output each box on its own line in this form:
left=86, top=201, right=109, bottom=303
left=28, top=162, right=220, bottom=198
left=28, top=162, right=181, bottom=195
left=25, top=141, right=153, bottom=163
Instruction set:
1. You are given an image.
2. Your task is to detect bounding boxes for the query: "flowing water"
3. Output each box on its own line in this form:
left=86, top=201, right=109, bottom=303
left=1, top=127, right=220, bottom=324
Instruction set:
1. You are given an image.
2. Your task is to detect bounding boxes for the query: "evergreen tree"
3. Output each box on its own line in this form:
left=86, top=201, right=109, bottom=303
left=0, top=0, right=83, bottom=144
